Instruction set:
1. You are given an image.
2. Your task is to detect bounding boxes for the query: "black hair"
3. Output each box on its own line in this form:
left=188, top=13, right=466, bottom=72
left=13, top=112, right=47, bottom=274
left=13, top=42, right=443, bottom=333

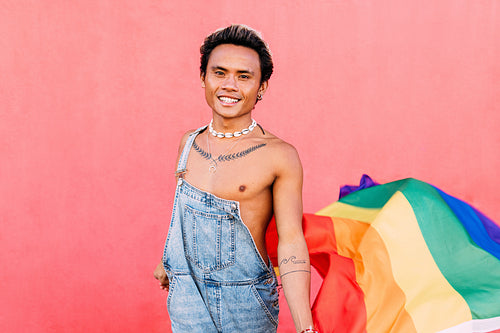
left=200, top=25, right=273, bottom=83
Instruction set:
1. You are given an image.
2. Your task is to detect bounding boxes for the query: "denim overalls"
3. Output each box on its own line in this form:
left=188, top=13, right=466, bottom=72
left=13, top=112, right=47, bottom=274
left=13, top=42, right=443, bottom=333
left=162, top=127, right=279, bottom=332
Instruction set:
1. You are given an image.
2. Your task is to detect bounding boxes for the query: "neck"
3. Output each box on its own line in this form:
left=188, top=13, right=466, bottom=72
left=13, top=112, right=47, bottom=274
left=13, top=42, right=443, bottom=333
left=211, top=116, right=253, bottom=133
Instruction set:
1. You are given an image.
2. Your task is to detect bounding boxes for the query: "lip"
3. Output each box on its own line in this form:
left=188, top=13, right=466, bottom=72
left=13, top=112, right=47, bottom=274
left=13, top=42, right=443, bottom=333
left=217, top=95, right=241, bottom=106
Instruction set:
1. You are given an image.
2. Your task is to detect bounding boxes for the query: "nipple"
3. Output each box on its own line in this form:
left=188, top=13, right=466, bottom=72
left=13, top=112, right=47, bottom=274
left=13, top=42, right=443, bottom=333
left=239, top=185, right=246, bottom=192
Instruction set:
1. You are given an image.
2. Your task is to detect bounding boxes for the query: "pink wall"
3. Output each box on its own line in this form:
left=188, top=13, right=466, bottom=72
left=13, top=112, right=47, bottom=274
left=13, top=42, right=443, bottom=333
left=1, top=1, right=498, bottom=332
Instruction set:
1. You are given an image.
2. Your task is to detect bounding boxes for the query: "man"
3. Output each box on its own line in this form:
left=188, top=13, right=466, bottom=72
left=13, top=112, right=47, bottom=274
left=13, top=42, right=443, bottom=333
left=154, top=25, right=317, bottom=333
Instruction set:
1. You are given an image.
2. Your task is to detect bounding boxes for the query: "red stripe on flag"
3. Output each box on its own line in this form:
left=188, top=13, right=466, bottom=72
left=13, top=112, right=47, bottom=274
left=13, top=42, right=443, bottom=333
left=266, top=215, right=368, bottom=333
left=304, top=214, right=367, bottom=333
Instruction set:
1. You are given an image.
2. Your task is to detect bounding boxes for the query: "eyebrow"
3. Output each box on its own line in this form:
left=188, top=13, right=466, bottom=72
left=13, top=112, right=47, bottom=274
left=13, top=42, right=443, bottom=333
left=210, top=66, right=255, bottom=76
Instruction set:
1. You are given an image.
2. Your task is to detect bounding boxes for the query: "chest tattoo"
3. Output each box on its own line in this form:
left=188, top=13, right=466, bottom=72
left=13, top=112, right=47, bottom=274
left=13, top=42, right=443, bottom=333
left=193, top=141, right=267, bottom=163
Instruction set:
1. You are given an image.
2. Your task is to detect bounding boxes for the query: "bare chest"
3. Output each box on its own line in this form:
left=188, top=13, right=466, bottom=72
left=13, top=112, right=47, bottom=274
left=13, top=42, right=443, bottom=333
left=183, top=141, right=275, bottom=202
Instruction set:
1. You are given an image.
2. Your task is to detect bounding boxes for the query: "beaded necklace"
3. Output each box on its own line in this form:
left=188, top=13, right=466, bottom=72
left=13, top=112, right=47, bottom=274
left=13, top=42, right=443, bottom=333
left=208, top=119, right=257, bottom=138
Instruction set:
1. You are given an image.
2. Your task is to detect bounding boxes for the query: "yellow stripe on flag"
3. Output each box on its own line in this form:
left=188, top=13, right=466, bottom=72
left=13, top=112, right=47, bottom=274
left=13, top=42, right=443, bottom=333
left=317, top=201, right=380, bottom=224
left=331, top=217, right=417, bottom=333
left=372, top=191, right=471, bottom=333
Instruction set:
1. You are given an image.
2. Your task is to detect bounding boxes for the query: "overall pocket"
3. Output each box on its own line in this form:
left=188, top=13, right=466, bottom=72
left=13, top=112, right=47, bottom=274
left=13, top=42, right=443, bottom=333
left=182, top=205, right=236, bottom=271
left=166, top=275, right=177, bottom=311
left=251, top=277, right=280, bottom=327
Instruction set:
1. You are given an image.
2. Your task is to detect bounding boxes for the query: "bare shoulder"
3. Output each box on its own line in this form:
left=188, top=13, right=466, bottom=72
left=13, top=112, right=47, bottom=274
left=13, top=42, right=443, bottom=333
left=260, top=129, right=303, bottom=177
left=177, top=129, right=199, bottom=155
left=174, top=128, right=199, bottom=168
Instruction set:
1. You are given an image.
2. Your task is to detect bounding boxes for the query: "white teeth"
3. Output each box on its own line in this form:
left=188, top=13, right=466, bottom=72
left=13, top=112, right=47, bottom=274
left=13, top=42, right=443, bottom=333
left=219, top=96, right=239, bottom=104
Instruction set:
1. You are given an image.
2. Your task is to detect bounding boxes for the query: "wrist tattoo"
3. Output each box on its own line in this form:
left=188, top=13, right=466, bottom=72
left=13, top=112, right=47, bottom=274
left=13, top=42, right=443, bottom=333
left=279, top=256, right=307, bottom=267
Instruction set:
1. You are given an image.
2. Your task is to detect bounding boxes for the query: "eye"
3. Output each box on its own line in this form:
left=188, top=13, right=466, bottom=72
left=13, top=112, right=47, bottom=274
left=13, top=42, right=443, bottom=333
left=214, top=70, right=225, bottom=77
left=239, top=74, right=250, bottom=80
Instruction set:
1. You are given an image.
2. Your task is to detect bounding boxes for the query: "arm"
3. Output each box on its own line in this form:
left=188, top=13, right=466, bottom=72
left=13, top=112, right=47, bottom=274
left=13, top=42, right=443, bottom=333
left=273, top=144, right=316, bottom=333
left=153, top=130, right=194, bottom=292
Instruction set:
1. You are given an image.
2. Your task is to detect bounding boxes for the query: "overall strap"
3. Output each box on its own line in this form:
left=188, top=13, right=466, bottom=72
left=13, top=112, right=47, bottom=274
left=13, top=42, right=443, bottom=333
left=175, top=125, right=207, bottom=178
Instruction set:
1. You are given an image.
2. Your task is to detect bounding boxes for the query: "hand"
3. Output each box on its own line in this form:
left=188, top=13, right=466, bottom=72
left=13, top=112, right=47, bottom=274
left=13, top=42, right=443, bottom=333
left=153, top=262, right=169, bottom=291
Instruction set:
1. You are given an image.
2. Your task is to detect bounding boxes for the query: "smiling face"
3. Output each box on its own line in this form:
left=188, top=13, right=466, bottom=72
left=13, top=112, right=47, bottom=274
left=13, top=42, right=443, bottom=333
left=201, top=44, right=268, bottom=122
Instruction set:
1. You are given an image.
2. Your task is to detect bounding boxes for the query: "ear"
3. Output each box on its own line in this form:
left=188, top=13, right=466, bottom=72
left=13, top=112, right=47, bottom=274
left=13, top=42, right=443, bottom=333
left=200, top=74, right=206, bottom=88
left=258, top=80, right=268, bottom=96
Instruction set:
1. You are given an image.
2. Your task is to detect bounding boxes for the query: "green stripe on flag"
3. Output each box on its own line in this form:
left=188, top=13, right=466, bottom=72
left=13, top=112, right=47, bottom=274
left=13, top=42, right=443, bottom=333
left=339, top=178, right=408, bottom=208
left=401, top=179, right=500, bottom=319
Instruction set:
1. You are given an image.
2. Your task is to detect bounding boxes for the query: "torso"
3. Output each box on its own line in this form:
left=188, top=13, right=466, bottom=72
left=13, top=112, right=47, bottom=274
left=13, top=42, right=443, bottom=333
left=181, top=126, right=285, bottom=263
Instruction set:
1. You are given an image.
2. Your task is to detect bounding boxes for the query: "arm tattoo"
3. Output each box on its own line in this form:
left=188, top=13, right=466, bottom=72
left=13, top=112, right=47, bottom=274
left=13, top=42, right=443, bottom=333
left=280, top=270, right=311, bottom=278
left=193, top=141, right=266, bottom=162
left=279, top=256, right=307, bottom=267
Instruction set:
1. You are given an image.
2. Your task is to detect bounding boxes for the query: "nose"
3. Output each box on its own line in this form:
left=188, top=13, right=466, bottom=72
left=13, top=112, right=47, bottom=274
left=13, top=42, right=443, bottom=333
left=221, top=75, right=238, bottom=91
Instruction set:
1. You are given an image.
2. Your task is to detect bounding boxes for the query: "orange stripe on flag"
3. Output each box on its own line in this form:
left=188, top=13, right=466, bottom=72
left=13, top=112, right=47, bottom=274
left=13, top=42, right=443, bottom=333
left=303, top=214, right=367, bottom=333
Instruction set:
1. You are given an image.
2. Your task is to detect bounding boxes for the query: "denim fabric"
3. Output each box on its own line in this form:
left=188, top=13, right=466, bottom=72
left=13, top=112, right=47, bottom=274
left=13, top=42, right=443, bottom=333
left=163, top=127, right=279, bottom=332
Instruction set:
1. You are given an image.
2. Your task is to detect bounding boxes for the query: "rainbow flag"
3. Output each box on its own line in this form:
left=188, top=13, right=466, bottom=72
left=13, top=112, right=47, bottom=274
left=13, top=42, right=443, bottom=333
left=267, top=177, right=500, bottom=333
